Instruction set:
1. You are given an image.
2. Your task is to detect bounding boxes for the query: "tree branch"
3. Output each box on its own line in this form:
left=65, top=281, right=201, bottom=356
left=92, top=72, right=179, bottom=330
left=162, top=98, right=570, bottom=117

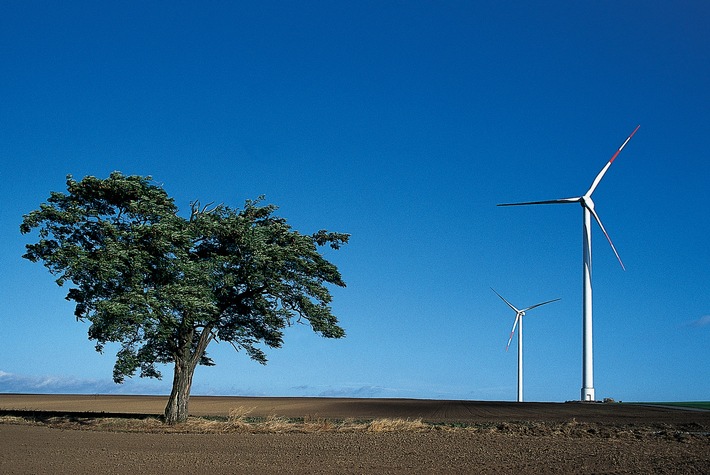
left=191, top=324, right=214, bottom=369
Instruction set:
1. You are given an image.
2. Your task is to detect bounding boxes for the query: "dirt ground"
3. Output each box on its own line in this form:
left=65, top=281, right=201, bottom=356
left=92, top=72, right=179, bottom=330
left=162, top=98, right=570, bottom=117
left=1, top=394, right=709, bottom=474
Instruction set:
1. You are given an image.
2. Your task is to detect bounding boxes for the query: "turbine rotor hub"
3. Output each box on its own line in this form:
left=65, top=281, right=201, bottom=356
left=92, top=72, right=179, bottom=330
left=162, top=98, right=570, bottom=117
left=581, top=195, right=595, bottom=210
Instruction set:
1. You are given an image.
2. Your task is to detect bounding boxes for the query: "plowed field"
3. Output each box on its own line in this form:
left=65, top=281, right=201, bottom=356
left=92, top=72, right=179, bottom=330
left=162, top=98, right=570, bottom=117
left=2, top=394, right=708, bottom=474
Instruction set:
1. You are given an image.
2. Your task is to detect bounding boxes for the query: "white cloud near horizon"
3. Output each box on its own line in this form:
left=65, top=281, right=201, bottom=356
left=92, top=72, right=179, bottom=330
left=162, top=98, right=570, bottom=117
left=318, top=385, right=392, bottom=398
left=286, top=383, right=420, bottom=398
left=0, top=371, right=412, bottom=399
left=0, top=370, right=170, bottom=395
left=688, top=315, right=710, bottom=328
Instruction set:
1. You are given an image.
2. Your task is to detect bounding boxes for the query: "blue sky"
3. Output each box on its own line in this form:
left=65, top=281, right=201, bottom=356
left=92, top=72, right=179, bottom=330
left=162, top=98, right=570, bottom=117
left=1, top=1, right=708, bottom=402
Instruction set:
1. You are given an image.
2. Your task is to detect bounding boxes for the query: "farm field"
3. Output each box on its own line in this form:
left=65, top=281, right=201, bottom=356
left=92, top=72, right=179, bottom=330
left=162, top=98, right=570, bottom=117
left=1, top=394, right=709, bottom=474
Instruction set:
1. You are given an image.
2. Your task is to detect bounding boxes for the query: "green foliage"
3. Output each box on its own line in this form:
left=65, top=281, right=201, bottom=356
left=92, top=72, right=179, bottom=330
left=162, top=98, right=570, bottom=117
left=21, top=172, right=349, bottom=384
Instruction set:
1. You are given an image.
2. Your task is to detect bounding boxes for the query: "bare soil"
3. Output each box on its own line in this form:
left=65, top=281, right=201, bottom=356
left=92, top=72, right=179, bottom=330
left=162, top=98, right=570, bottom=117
left=1, top=394, right=708, bottom=474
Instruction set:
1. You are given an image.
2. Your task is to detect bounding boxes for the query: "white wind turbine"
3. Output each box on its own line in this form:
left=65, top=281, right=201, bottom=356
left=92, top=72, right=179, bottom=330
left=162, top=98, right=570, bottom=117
left=492, top=288, right=560, bottom=402
left=498, top=125, right=639, bottom=401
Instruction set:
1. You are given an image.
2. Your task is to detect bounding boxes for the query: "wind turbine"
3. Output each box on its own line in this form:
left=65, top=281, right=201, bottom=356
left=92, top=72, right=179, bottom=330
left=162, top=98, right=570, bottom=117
left=492, top=288, right=559, bottom=402
left=498, top=125, right=639, bottom=401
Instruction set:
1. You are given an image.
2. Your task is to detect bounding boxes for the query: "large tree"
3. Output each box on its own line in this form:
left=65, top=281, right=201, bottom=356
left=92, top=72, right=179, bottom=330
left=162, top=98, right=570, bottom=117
left=21, top=172, right=349, bottom=424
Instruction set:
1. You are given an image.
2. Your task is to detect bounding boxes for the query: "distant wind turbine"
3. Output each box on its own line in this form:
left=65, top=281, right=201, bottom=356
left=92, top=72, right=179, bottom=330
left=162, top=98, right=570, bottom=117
left=498, top=125, right=639, bottom=401
left=492, top=288, right=560, bottom=403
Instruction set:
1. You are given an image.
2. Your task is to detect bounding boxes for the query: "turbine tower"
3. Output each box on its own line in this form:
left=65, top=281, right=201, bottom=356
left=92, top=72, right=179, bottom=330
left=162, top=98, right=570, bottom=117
left=498, top=126, right=639, bottom=401
left=492, top=288, right=560, bottom=402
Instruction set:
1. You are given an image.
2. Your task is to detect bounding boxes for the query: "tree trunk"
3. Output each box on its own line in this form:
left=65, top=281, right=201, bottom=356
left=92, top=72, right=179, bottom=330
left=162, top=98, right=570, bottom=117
left=163, top=327, right=213, bottom=424
left=164, top=355, right=195, bottom=424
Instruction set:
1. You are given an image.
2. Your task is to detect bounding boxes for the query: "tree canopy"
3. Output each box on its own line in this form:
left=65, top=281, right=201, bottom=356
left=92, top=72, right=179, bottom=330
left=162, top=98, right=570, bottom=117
left=21, top=172, right=349, bottom=423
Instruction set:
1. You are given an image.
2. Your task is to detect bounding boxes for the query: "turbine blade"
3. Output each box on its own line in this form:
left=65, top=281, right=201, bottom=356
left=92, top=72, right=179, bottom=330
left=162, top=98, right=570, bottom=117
left=611, top=125, right=641, bottom=163
left=491, top=288, right=520, bottom=313
left=521, top=298, right=561, bottom=313
left=497, top=197, right=581, bottom=207
left=506, top=314, right=521, bottom=352
left=588, top=206, right=626, bottom=270
left=586, top=125, right=640, bottom=196
left=586, top=161, right=613, bottom=197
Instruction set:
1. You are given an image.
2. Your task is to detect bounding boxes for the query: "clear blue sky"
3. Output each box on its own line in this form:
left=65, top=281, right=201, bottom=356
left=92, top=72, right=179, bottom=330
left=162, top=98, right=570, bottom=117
left=1, top=1, right=708, bottom=402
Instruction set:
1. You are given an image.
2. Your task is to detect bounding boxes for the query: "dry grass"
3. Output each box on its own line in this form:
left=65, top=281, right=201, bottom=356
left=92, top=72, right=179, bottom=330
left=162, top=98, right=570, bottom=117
left=0, top=415, right=33, bottom=426
left=366, top=418, right=429, bottom=432
left=0, top=411, right=437, bottom=434
left=1, top=411, right=706, bottom=441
